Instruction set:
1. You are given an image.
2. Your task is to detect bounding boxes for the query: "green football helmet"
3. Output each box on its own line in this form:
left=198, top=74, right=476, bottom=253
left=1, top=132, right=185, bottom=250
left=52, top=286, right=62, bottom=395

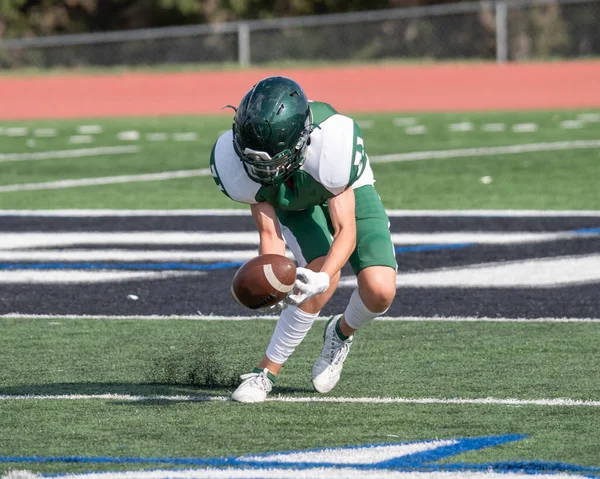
left=231, top=76, right=312, bottom=186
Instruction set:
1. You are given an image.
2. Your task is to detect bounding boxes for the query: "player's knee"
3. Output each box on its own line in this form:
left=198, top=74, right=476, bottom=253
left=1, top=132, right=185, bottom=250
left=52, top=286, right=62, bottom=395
left=359, top=273, right=396, bottom=313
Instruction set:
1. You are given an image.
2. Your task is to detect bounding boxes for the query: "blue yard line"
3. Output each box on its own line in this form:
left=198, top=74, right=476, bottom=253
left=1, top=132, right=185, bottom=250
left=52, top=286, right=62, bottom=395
left=0, top=243, right=475, bottom=272
left=573, top=227, right=600, bottom=235
left=394, top=242, right=474, bottom=253
left=3, top=435, right=597, bottom=477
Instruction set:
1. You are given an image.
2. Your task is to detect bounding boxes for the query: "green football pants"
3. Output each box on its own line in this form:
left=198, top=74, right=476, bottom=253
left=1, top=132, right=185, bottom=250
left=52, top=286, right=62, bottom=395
left=276, top=185, right=397, bottom=275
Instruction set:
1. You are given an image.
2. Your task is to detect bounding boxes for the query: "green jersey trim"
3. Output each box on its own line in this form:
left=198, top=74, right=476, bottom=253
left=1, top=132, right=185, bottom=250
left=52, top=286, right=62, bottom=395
left=309, top=101, right=338, bottom=126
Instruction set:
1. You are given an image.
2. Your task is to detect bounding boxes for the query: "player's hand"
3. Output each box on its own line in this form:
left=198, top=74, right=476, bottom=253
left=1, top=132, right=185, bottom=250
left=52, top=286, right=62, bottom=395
left=286, top=268, right=330, bottom=306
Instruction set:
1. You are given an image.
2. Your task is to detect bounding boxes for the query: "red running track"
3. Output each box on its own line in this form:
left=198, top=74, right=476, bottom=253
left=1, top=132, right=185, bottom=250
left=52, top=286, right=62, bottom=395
left=1, top=61, right=599, bottom=119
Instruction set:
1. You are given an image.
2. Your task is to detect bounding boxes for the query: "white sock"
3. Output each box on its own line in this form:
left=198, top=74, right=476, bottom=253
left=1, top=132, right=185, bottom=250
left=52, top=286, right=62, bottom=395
left=266, top=306, right=319, bottom=364
left=344, top=288, right=388, bottom=330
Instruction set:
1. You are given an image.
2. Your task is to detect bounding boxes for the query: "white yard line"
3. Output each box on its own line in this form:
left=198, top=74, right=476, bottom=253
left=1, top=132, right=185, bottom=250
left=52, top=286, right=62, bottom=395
left=384, top=210, right=600, bottom=217
left=2, top=139, right=600, bottom=192
left=2, top=230, right=593, bottom=250
left=172, top=132, right=198, bottom=141
left=369, top=139, right=600, bottom=163
left=0, top=270, right=195, bottom=284
left=512, top=123, right=538, bottom=133
left=338, top=254, right=600, bottom=289
left=0, top=169, right=209, bottom=193
left=0, top=249, right=283, bottom=261
left=7, top=469, right=582, bottom=479
left=0, top=231, right=260, bottom=249
left=1, top=314, right=599, bottom=322
left=68, top=135, right=93, bottom=144
left=0, top=146, right=140, bottom=163
left=77, top=125, right=103, bottom=135
left=404, top=125, right=427, bottom=135
left=0, top=393, right=598, bottom=406
left=0, top=209, right=600, bottom=217
left=0, top=209, right=253, bottom=216
left=117, top=131, right=140, bottom=141
left=33, top=128, right=58, bottom=137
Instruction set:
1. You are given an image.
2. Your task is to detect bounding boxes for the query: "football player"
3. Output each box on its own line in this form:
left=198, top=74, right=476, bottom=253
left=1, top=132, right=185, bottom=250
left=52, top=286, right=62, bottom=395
left=210, top=76, right=397, bottom=402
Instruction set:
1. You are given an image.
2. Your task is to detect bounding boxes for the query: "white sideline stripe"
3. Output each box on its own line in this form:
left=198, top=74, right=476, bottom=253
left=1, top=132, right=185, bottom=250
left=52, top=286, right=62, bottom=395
left=0, top=394, right=599, bottom=406
left=9, top=469, right=582, bottom=479
left=560, top=120, right=584, bottom=129
left=512, top=123, right=538, bottom=133
left=146, top=132, right=168, bottom=141
left=5, top=127, right=28, bottom=136
left=0, top=232, right=261, bottom=249
left=172, top=132, right=198, bottom=141
left=77, top=125, right=102, bottom=134
left=0, top=249, right=286, bottom=262
left=449, top=122, right=473, bottom=132
left=579, top=113, right=600, bottom=122
left=263, top=263, right=294, bottom=293
left=390, top=231, right=589, bottom=244
left=0, top=146, right=140, bottom=163
left=339, top=254, right=600, bottom=288
left=3, top=230, right=592, bottom=250
left=1, top=139, right=600, bottom=192
left=33, top=128, right=57, bottom=137
left=482, top=123, right=506, bottom=132
left=405, top=125, right=427, bottom=135
left=1, top=314, right=599, bottom=322
left=369, top=139, right=600, bottom=163
left=356, top=120, right=375, bottom=129
left=0, top=169, right=208, bottom=193
left=1, top=209, right=600, bottom=217
left=0, top=270, right=193, bottom=284
left=68, top=135, right=93, bottom=144
left=0, top=209, right=252, bottom=216
left=117, top=130, right=140, bottom=141
left=242, top=440, right=456, bottom=465
left=392, top=117, right=417, bottom=127
left=386, top=210, right=600, bottom=217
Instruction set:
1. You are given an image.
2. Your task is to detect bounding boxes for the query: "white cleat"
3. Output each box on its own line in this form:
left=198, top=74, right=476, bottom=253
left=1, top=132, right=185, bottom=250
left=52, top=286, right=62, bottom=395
left=312, top=315, right=353, bottom=394
left=231, top=368, right=274, bottom=403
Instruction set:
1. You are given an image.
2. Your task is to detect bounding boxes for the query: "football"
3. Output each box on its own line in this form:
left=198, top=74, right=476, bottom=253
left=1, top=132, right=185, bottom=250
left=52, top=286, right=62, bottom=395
left=231, top=254, right=297, bottom=310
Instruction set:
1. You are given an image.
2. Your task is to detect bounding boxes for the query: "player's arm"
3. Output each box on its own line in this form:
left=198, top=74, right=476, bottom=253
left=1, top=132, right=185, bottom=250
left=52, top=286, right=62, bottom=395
left=251, top=202, right=286, bottom=256
left=287, top=187, right=356, bottom=306
left=321, top=186, right=356, bottom=279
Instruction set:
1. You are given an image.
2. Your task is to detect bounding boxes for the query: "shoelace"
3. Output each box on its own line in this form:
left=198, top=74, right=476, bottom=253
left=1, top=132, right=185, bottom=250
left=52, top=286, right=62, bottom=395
left=330, top=340, right=351, bottom=366
left=326, top=328, right=352, bottom=366
left=239, top=372, right=271, bottom=391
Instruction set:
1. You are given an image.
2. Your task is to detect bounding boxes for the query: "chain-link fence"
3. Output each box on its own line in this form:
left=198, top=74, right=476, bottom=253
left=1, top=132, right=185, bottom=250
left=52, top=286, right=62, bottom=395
left=0, top=0, right=599, bottom=70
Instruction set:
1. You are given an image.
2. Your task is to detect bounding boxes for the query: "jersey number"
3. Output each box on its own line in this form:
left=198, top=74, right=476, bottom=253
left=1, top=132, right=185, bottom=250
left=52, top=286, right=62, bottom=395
left=354, top=136, right=364, bottom=166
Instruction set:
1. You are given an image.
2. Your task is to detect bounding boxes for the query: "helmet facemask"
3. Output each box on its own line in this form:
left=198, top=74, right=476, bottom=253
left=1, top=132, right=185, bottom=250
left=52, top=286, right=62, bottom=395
left=229, top=76, right=313, bottom=187
left=233, top=114, right=312, bottom=186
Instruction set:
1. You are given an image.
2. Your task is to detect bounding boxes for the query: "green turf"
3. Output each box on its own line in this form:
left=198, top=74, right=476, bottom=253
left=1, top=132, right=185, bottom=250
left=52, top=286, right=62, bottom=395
left=1, top=317, right=599, bottom=475
left=1, top=109, right=600, bottom=210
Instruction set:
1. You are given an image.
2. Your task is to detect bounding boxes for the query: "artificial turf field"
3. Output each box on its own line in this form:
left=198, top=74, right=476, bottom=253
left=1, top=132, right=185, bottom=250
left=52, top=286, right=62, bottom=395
left=0, top=109, right=599, bottom=209
left=0, top=109, right=599, bottom=478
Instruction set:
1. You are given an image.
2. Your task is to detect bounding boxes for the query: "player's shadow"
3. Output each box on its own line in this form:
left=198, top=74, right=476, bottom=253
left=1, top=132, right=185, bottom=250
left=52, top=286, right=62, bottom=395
left=0, top=382, right=315, bottom=406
